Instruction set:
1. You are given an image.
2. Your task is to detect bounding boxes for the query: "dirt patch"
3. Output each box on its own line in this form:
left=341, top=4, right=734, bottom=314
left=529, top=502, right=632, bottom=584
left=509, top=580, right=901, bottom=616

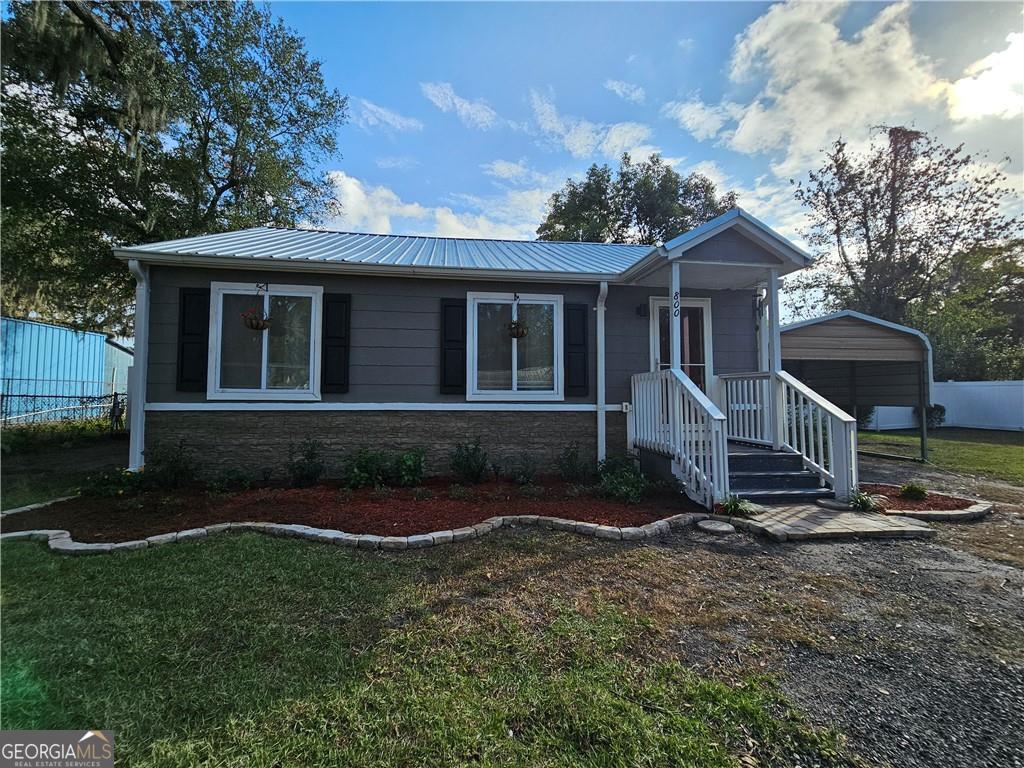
left=859, top=483, right=974, bottom=511
left=0, top=477, right=704, bottom=542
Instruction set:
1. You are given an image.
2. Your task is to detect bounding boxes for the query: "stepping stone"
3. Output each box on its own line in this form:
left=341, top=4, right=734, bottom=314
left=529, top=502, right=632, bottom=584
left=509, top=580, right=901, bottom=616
left=697, top=519, right=735, bottom=534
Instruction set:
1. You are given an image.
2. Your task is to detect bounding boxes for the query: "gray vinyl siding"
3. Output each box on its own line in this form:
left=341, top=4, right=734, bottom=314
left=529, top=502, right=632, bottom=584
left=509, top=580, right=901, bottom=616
left=145, top=266, right=758, bottom=405
left=677, top=228, right=784, bottom=265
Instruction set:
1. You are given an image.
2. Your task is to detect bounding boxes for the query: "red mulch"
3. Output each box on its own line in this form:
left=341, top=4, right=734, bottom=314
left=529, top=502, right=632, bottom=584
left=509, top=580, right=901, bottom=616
left=0, top=476, right=703, bottom=543
left=859, top=483, right=974, bottom=511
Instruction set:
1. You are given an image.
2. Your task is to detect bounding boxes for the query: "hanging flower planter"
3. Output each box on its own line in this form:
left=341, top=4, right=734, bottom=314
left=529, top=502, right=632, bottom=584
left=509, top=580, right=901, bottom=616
left=241, top=307, right=272, bottom=331
left=507, top=320, right=528, bottom=339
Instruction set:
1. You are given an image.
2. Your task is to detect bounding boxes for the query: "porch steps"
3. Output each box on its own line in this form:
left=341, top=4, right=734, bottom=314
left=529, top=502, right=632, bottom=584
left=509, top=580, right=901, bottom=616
left=727, top=445, right=834, bottom=504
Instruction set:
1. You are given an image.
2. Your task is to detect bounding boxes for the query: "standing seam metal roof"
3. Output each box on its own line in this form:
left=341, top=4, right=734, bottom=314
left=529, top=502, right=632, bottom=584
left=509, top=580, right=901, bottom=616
left=120, top=226, right=655, bottom=274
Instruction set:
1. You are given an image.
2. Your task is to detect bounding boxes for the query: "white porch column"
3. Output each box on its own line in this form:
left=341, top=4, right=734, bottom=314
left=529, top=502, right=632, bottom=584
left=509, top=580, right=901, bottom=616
left=669, top=261, right=681, bottom=370
left=768, top=268, right=783, bottom=449
left=127, top=259, right=150, bottom=471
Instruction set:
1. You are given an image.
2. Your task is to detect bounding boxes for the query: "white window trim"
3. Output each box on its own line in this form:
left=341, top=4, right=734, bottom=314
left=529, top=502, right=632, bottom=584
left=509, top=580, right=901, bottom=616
left=648, top=296, right=715, bottom=382
left=466, top=291, right=564, bottom=402
left=207, top=281, right=323, bottom=401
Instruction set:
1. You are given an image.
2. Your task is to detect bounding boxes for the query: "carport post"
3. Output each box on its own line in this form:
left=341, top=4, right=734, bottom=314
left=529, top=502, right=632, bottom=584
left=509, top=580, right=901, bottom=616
left=918, top=362, right=928, bottom=461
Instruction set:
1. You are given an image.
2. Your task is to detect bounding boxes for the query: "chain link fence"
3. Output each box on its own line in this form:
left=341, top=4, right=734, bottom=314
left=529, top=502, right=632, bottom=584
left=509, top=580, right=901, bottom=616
left=1, top=378, right=127, bottom=430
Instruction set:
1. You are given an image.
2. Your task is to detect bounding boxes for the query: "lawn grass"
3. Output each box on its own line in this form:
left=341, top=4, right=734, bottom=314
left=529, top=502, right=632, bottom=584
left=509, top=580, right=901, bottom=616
left=858, top=427, right=1024, bottom=484
left=0, top=533, right=853, bottom=767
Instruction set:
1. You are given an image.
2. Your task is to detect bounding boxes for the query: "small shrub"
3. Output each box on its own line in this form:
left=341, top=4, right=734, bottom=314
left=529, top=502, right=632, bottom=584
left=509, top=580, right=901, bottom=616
left=927, top=404, right=946, bottom=430
left=286, top=439, right=325, bottom=488
left=855, top=406, right=876, bottom=430
left=450, top=438, right=489, bottom=484
left=720, top=495, right=755, bottom=518
left=342, top=450, right=391, bottom=489
left=207, top=469, right=253, bottom=494
left=411, top=486, right=434, bottom=501
left=518, top=484, right=544, bottom=499
left=507, top=454, right=538, bottom=486
left=565, top=483, right=593, bottom=498
left=448, top=483, right=473, bottom=501
left=898, top=481, right=928, bottom=500
left=371, top=484, right=394, bottom=501
left=146, top=440, right=199, bottom=489
left=490, top=462, right=504, bottom=481
left=597, top=453, right=647, bottom=504
left=78, top=468, right=143, bottom=498
left=390, top=449, right=426, bottom=488
left=556, top=441, right=591, bottom=484
left=850, top=489, right=887, bottom=512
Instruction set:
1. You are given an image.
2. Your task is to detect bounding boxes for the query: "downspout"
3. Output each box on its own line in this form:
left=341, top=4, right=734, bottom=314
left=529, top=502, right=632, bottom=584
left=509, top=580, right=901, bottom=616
left=127, top=259, right=149, bottom=471
left=596, top=281, right=609, bottom=463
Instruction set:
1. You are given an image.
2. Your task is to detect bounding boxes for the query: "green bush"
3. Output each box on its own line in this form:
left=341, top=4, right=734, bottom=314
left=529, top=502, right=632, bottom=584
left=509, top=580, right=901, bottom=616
left=720, top=494, right=755, bottom=517
left=342, top=449, right=426, bottom=489
left=286, top=439, right=325, bottom=488
left=927, top=404, right=946, bottom=430
left=1, top=418, right=118, bottom=455
left=449, top=438, right=489, bottom=484
left=596, top=453, right=647, bottom=504
left=849, top=489, right=885, bottom=512
left=855, top=406, right=876, bottom=430
left=145, top=440, right=199, bottom=489
left=411, top=486, right=434, bottom=501
left=78, top=468, right=143, bottom=498
left=518, top=484, right=544, bottom=499
left=898, top=481, right=928, bottom=500
left=556, top=440, right=591, bottom=483
left=390, top=448, right=426, bottom=487
left=507, top=454, right=538, bottom=486
left=207, top=469, right=253, bottom=494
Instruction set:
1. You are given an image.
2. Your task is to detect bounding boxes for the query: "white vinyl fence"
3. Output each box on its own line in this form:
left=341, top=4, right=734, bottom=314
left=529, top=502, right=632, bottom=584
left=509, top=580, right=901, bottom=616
left=867, top=380, right=1024, bottom=432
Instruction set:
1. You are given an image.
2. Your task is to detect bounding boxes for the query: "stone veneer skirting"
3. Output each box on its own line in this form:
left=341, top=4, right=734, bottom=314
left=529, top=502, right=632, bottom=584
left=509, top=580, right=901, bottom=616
left=146, top=410, right=628, bottom=477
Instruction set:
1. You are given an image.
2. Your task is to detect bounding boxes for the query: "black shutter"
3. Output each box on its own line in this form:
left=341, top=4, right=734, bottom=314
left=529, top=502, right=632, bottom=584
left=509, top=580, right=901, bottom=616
left=440, top=298, right=466, bottom=394
left=564, top=303, right=589, bottom=397
left=322, top=293, right=351, bottom=393
left=176, top=287, right=210, bottom=392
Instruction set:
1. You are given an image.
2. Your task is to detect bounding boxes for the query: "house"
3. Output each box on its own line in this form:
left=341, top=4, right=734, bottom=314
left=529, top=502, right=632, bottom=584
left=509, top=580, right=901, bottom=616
left=114, top=207, right=859, bottom=508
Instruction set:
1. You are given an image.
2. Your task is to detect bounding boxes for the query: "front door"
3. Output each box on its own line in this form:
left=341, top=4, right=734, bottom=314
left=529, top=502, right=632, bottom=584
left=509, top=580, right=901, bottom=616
left=649, top=297, right=713, bottom=391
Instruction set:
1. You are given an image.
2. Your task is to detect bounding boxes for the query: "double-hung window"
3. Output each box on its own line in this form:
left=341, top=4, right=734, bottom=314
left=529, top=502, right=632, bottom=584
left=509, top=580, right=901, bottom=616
left=208, top=282, right=323, bottom=400
left=467, top=292, right=563, bottom=401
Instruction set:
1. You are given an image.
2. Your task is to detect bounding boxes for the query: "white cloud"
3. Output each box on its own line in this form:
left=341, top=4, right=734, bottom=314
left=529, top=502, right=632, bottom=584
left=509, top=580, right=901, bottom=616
left=482, top=159, right=532, bottom=183
left=530, top=89, right=664, bottom=161
left=947, top=32, right=1024, bottom=121
left=604, top=79, right=646, bottom=104
left=662, top=98, right=743, bottom=141
left=662, top=2, right=964, bottom=175
left=375, top=156, right=419, bottom=170
left=420, top=82, right=499, bottom=130
left=327, top=170, right=551, bottom=240
left=677, top=38, right=695, bottom=52
left=354, top=99, right=423, bottom=132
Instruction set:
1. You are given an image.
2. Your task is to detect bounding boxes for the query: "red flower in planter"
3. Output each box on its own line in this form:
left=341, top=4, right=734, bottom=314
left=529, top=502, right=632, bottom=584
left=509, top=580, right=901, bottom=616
left=241, top=306, right=271, bottom=331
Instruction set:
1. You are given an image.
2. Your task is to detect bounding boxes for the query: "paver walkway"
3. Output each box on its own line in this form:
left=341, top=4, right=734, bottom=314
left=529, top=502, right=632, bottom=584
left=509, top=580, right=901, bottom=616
left=720, top=504, right=935, bottom=542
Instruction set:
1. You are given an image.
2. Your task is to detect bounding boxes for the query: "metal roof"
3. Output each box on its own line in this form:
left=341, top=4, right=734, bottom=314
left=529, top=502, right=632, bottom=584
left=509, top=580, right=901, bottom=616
left=118, top=226, right=654, bottom=276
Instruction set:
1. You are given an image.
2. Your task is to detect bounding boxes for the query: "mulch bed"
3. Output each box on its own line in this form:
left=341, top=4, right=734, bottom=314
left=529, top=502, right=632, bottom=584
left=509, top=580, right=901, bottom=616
left=859, top=483, right=974, bottom=511
left=0, top=476, right=704, bottom=543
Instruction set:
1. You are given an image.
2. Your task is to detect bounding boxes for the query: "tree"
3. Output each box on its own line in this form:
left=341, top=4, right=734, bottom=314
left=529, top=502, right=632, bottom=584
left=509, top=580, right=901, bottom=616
left=788, top=126, right=1020, bottom=325
left=1, top=1, right=347, bottom=334
left=906, top=241, right=1024, bottom=380
left=537, top=153, right=736, bottom=245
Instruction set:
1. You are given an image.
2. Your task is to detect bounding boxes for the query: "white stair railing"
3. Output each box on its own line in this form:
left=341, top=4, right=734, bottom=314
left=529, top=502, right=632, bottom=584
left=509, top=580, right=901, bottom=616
left=631, top=369, right=729, bottom=508
left=721, top=370, right=859, bottom=501
left=775, top=370, right=858, bottom=501
left=720, top=372, right=773, bottom=447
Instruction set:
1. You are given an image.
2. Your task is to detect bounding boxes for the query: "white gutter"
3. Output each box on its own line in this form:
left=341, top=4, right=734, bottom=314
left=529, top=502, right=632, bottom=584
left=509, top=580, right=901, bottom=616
left=596, top=281, right=609, bottom=462
left=127, top=259, right=149, bottom=471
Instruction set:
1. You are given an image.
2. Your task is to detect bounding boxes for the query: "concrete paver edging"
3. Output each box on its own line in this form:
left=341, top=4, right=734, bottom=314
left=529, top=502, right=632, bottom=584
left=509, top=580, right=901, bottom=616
left=817, top=485, right=994, bottom=522
left=0, top=512, right=709, bottom=556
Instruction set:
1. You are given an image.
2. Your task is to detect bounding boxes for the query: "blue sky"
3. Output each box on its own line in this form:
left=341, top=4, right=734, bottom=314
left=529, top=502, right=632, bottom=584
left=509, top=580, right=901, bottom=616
left=270, top=1, right=1024, bottom=244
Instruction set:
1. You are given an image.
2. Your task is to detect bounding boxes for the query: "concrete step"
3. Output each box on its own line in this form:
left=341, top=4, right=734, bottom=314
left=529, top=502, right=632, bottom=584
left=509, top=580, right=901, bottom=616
left=729, top=470, right=823, bottom=491
left=734, top=487, right=835, bottom=504
left=728, top=450, right=805, bottom=473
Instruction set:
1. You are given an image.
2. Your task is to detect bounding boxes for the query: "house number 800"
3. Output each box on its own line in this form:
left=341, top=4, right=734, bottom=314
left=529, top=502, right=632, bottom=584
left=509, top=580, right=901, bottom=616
left=672, top=291, right=680, bottom=317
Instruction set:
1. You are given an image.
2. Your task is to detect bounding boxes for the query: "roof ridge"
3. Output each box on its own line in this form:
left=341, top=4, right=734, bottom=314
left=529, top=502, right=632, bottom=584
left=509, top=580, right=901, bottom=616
left=260, top=224, right=649, bottom=248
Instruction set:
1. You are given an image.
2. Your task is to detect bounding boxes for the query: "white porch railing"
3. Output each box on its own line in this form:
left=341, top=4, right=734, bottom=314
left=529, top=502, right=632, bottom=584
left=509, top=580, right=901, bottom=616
left=631, top=369, right=729, bottom=508
left=720, top=370, right=858, bottom=501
